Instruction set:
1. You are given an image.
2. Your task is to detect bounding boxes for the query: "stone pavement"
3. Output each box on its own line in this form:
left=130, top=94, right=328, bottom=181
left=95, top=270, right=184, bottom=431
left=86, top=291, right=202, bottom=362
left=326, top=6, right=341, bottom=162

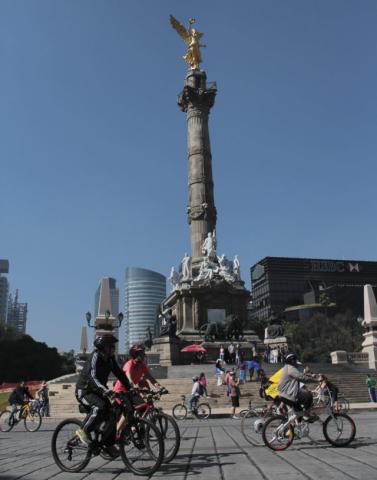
left=1, top=412, right=377, bottom=480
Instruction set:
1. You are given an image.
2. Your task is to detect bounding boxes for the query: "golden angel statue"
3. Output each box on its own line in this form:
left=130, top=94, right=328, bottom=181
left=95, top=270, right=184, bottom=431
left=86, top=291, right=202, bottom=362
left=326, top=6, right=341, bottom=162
left=169, top=15, right=205, bottom=70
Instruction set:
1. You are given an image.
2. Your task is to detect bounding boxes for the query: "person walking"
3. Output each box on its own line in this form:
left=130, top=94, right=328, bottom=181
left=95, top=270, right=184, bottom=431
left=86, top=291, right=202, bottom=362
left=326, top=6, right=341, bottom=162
left=366, top=374, right=377, bottom=402
left=229, top=372, right=240, bottom=419
left=228, top=343, right=235, bottom=364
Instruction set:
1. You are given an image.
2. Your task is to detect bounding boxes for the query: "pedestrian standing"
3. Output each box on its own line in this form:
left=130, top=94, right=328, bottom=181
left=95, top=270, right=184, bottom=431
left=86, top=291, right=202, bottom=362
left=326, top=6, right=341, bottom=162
left=247, top=358, right=255, bottom=381
left=199, top=372, right=210, bottom=398
left=228, top=343, right=235, bottom=364
left=235, top=343, right=241, bottom=366
left=215, top=359, right=225, bottom=386
left=219, top=344, right=225, bottom=362
left=238, top=360, right=246, bottom=384
left=229, top=372, right=240, bottom=419
left=366, top=374, right=377, bottom=402
left=37, top=380, right=50, bottom=417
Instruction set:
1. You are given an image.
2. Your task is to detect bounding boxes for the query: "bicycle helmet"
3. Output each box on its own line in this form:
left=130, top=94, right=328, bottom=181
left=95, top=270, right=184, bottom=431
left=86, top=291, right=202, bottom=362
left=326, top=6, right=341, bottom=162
left=129, top=343, right=145, bottom=358
left=254, top=418, right=264, bottom=434
left=93, top=334, right=118, bottom=351
left=285, top=353, right=301, bottom=365
left=192, top=376, right=199, bottom=382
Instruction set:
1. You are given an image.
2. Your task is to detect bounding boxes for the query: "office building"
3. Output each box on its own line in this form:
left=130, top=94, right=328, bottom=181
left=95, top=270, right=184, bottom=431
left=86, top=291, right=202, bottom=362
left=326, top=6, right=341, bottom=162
left=0, top=260, right=10, bottom=323
left=124, top=267, right=166, bottom=353
left=250, top=256, right=377, bottom=321
left=7, top=290, right=27, bottom=334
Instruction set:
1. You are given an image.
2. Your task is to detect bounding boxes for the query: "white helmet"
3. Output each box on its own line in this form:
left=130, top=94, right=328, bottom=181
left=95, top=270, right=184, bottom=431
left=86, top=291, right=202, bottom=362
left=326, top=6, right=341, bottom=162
left=254, top=418, right=264, bottom=434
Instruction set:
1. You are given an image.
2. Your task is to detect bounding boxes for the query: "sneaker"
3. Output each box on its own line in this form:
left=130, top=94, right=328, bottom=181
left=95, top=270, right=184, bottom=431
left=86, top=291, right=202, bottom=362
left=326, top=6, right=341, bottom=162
left=231, top=415, right=239, bottom=419
left=102, top=445, right=120, bottom=459
left=75, top=428, right=90, bottom=445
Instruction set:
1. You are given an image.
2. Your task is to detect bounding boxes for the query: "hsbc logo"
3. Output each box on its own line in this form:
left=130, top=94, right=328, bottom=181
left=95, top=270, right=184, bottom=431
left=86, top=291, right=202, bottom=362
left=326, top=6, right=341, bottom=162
left=348, top=263, right=360, bottom=273
left=311, top=260, right=362, bottom=273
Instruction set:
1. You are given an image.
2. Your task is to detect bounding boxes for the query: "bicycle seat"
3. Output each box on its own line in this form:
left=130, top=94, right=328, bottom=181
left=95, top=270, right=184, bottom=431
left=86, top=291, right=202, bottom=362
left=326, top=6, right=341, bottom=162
left=78, top=404, right=91, bottom=414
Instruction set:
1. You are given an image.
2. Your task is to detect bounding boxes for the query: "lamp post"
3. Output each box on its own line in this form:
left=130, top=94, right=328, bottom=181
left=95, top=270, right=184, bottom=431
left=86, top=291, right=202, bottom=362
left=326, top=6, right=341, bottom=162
left=85, top=310, right=124, bottom=332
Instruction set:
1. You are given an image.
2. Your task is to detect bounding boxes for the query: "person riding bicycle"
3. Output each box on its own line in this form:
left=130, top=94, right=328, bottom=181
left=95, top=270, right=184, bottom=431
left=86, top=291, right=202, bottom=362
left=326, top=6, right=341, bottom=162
left=8, top=381, right=34, bottom=420
left=75, top=334, right=131, bottom=457
left=188, top=376, right=202, bottom=414
left=277, top=353, right=318, bottom=422
left=113, top=343, right=163, bottom=432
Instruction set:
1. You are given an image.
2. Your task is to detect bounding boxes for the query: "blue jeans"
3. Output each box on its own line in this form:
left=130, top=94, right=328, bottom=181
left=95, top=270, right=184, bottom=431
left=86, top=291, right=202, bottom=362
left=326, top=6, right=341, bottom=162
left=189, top=395, right=199, bottom=411
left=368, top=387, right=376, bottom=402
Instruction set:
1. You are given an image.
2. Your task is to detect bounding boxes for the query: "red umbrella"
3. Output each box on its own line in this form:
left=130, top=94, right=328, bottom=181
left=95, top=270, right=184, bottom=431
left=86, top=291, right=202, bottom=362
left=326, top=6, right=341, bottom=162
left=180, top=344, right=207, bottom=353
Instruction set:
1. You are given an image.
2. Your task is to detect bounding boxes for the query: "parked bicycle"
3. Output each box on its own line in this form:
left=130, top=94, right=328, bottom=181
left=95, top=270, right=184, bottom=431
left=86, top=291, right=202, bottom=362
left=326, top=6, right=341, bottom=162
left=312, top=389, right=350, bottom=413
left=262, top=383, right=356, bottom=451
left=0, top=402, right=42, bottom=432
left=51, top=391, right=164, bottom=476
left=172, top=395, right=211, bottom=420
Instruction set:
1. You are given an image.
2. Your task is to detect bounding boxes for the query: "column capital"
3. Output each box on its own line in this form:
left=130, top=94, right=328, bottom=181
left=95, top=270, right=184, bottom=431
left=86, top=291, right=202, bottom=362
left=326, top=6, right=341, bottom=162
left=178, top=85, right=217, bottom=113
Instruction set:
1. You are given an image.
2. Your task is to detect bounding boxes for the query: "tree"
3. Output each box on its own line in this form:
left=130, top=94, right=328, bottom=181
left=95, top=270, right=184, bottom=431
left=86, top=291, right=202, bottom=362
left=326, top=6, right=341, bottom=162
left=285, top=310, right=363, bottom=363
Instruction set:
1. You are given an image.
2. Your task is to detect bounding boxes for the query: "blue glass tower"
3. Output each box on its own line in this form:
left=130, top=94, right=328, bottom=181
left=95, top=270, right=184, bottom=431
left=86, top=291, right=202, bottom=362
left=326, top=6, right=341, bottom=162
left=124, top=267, right=166, bottom=353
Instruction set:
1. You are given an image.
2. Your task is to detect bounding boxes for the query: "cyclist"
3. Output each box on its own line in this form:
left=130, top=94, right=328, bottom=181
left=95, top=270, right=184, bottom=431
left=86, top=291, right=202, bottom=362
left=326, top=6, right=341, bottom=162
left=113, top=343, right=163, bottom=432
left=37, top=381, right=50, bottom=417
left=8, top=381, right=34, bottom=420
left=277, top=353, right=318, bottom=421
left=188, top=376, right=202, bottom=414
left=75, top=334, right=131, bottom=457
left=316, top=374, right=339, bottom=408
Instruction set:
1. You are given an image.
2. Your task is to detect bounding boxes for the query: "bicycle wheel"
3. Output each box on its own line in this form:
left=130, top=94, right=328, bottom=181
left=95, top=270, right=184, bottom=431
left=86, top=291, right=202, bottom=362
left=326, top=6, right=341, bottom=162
left=336, top=396, right=350, bottom=413
left=241, top=410, right=259, bottom=444
left=172, top=403, right=187, bottom=420
left=262, top=415, right=294, bottom=451
left=119, top=417, right=164, bottom=476
left=195, top=403, right=211, bottom=420
left=323, top=413, right=356, bottom=447
left=24, top=410, right=42, bottom=432
left=51, top=418, right=91, bottom=472
left=0, top=410, right=15, bottom=432
left=151, top=412, right=180, bottom=463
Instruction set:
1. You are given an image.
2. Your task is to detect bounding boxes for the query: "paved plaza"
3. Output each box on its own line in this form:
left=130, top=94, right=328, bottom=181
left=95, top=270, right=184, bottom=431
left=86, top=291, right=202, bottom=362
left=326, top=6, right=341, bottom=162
left=1, top=412, right=377, bottom=480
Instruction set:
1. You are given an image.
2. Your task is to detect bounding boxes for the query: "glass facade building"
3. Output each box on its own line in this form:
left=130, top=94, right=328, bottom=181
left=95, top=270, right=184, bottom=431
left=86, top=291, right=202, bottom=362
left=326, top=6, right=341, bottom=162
left=124, top=267, right=166, bottom=353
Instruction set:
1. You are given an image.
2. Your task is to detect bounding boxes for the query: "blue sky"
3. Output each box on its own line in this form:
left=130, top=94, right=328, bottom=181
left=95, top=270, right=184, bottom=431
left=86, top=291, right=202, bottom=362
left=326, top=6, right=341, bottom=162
left=1, top=1, right=376, bottom=352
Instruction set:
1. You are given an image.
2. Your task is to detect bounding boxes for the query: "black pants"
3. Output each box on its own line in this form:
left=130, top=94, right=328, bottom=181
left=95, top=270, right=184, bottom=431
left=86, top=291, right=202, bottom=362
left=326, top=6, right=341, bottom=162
left=76, top=390, right=111, bottom=437
left=280, top=388, right=313, bottom=412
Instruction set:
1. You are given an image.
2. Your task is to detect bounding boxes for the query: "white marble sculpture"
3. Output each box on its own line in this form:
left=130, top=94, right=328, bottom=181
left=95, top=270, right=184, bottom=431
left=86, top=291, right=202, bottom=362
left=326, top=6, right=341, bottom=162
left=233, top=255, right=241, bottom=280
left=195, top=258, right=215, bottom=282
left=168, top=266, right=179, bottom=291
left=362, top=284, right=377, bottom=369
left=218, top=254, right=235, bottom=283
left=181, top=253, right=191, bottom=281
left=202, top=231, right=217, bottom=260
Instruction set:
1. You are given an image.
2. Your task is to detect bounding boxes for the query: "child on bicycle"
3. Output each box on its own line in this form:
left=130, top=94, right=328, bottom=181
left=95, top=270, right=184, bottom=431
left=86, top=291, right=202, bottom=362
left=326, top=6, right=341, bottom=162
left=188, top=376, right=202, bottom=413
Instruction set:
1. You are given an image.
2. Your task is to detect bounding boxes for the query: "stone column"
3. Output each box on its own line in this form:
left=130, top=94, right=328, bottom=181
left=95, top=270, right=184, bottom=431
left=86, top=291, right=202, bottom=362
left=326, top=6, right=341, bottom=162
left=362, top=284, right=377, bottom=369
left=178, top=69, right=217, bottom=273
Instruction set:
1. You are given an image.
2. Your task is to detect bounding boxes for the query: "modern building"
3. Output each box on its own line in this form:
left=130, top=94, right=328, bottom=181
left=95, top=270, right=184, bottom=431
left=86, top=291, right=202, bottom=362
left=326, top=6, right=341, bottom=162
left=94, top=277, right=120, bottom=352
left=250, top=256, right=377, bottom=321
left=7, top=290, right=28, bottom=334
left=124, top=267, right=166, bottom=353
left=0, top=260, right=10, bottom=323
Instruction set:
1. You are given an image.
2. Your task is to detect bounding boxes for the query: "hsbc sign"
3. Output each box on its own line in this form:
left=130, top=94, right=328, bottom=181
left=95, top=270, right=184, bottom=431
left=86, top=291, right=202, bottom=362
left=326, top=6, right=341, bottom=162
left=311, top=260, right=361, bottom=273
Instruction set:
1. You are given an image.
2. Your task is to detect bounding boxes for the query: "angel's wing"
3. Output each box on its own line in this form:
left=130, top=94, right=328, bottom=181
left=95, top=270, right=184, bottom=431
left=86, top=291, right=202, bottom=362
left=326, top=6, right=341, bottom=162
left=169, top=15, right=190, bottom=45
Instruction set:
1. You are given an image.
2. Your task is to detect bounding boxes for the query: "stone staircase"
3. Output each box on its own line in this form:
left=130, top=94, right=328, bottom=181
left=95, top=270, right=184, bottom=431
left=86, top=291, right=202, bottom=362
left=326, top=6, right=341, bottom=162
left=48, top=363, right=372, bottom=417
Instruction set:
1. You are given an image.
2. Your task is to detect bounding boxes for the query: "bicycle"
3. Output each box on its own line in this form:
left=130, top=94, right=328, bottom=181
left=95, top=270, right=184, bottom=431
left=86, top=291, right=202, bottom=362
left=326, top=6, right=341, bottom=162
left=51, top=391, right=164, bottom=476
left=262, top=387, right=356, bottom=451
left=312, top=388, right=350, bottom=413
left=132, top=388, right=180, bottom=463
left=241, top=399, right=288, bottom=443
left=172, top=395, right=211, bottom=420
left=0, top=402, right=42, bottom=432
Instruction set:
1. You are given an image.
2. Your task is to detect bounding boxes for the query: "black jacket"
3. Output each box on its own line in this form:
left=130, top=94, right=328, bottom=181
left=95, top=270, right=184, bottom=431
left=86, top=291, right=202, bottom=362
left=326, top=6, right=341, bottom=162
left=8, top=386, right=33, bottom=405
left=76, top=351, right=130, bottom=396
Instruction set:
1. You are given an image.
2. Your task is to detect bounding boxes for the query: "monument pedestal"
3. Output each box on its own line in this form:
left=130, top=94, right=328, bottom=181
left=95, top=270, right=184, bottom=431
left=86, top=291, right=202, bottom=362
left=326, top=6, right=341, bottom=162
left=264, top=336, right=289, bottom=349
left=150, top=337, right=184, bottom=366
left=162, top=280, right=250, bottom=342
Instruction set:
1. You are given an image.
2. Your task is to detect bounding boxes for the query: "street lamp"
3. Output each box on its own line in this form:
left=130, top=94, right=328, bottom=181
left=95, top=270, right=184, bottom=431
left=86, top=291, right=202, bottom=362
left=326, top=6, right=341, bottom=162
left=85, top=310, right=124, bottom=330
